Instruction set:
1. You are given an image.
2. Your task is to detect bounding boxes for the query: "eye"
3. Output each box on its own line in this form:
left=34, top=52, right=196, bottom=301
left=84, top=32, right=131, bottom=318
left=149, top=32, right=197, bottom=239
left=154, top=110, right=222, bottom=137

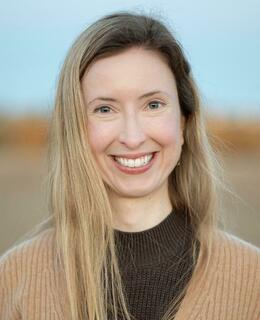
left=93, top=105, right=112, bottom=113
left=147, top=100, right=166, bottom=110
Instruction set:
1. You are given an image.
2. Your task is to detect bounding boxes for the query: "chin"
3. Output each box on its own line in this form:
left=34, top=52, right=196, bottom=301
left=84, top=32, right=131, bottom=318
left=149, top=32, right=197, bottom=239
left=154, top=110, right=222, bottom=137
left=113, top=185, right=157, bottom=198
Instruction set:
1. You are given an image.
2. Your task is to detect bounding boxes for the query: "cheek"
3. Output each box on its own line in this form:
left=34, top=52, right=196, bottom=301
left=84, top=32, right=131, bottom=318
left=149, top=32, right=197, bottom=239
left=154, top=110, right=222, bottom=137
left=87, top=121, right=115, bottom=155
left=151, top=115, right=182, bottom=147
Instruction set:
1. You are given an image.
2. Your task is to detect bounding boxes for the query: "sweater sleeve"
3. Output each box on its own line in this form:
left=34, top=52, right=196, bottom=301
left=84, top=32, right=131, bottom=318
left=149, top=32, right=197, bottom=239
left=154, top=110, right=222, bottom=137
left=0, top=247, right=23, bottom=320
left=220, top=232, right=260, bottom=320
left=0, top=229, right=66, bottom=320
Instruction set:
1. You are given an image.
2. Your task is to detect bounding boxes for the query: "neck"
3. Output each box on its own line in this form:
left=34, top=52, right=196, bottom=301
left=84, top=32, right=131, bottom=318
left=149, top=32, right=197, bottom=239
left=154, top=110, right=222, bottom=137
left=108, top=183, right=173, bottom=232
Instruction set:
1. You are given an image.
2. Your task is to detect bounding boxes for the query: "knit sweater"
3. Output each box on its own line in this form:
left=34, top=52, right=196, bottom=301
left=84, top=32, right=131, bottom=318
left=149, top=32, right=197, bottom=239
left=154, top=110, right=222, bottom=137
left=111, top=209, right=199, bottom=319
left=0, top=212, right=260, bottom=320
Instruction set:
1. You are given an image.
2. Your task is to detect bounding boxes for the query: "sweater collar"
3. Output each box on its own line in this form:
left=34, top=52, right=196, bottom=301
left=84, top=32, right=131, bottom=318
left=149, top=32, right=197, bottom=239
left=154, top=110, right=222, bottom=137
left=113, top=209, right=194, bottom=267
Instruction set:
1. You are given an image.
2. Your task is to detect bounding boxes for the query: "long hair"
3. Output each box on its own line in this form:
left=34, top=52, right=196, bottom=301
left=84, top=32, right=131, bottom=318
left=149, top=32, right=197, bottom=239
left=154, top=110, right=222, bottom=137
left=30, top=11, right=223, bottom=320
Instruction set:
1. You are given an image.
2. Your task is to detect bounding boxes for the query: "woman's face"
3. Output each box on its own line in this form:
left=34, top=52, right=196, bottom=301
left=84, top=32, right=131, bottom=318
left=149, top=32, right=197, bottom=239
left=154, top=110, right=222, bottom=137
left=82, top=47, right=185, bottom=198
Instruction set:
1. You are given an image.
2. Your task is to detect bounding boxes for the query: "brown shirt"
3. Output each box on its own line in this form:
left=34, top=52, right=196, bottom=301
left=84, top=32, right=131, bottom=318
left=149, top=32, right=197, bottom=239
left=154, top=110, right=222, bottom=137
left=112, top=209, right=199, bottom=319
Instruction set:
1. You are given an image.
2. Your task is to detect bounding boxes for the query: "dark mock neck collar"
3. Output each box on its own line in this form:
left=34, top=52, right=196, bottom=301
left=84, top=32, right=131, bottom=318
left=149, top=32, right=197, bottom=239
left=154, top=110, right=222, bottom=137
left=113, top=209, right=193, bottom=268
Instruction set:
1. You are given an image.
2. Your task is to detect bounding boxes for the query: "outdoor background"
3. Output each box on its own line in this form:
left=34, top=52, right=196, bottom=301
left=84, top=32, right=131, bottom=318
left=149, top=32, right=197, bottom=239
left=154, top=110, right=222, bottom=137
left=1, top=0, right=259, bottom=254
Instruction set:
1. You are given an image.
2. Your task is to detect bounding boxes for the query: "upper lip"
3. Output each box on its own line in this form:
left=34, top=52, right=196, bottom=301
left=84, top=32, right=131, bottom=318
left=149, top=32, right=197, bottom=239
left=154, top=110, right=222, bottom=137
left=111, top=152, right=157, bottom=159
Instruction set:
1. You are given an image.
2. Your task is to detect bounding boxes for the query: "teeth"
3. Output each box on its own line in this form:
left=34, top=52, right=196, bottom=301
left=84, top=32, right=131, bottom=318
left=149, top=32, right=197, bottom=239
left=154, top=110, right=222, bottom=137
left=114, top=154, right=154, bottom=168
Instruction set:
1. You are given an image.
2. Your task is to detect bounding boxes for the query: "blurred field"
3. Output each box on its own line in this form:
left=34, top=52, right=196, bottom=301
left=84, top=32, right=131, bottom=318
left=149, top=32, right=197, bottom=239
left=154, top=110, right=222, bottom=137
left=0, top=116, right=260, bottom=254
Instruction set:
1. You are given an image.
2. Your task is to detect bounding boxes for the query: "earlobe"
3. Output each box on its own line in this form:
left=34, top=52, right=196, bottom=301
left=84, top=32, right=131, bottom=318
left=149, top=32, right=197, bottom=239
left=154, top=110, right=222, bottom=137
left=181, top=115, right=186, bottom=131
left=181, top=133, right=185, bottom=146
left=180, top=115, right=186, bottom=146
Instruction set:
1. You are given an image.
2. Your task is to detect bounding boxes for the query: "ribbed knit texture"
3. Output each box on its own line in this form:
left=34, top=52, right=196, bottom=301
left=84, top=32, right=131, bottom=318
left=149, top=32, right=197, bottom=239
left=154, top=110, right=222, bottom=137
left=0, top=215, right=260, bottom=320
left=111, top=209, right=199, bottom=320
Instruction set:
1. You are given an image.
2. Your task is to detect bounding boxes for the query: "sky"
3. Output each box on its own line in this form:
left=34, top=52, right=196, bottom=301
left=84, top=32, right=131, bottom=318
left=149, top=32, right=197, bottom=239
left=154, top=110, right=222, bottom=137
left=0, top=0, right=260, bottom=118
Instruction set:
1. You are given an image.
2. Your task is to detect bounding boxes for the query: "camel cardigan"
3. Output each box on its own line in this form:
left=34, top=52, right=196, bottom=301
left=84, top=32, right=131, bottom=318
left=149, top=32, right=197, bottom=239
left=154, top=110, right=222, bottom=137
left=0, top=227, right=259, bottom=320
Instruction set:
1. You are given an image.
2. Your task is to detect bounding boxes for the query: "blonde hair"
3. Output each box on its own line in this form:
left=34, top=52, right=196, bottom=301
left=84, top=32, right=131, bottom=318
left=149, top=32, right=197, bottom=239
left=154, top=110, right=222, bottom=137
left=28, top=11, right=223, bottom=320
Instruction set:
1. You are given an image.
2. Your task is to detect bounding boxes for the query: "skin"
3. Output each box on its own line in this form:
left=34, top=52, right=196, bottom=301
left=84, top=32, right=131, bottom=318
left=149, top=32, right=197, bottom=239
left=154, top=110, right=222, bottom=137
left=81, top=47, right=185, bottom=232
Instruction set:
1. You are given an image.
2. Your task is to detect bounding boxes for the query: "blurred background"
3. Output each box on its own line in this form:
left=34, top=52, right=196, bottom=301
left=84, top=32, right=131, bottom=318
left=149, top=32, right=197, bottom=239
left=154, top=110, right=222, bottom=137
left=0, top=0, right=259, bottom=254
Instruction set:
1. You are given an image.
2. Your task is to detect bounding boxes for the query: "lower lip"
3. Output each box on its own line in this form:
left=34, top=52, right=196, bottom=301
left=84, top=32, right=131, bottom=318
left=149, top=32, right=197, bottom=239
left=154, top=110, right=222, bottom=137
left=111, top=152, right=158, bottom=175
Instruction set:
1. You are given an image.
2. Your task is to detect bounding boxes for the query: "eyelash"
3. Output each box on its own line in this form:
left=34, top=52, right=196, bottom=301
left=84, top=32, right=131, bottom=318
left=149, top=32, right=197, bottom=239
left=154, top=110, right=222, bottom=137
left=93, top=100, right=166, bottom=113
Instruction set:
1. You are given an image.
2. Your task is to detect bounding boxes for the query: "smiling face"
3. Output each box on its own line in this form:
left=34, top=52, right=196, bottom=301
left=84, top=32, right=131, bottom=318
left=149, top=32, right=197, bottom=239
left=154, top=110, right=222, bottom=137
left=81, top=47, right=185, bottom=199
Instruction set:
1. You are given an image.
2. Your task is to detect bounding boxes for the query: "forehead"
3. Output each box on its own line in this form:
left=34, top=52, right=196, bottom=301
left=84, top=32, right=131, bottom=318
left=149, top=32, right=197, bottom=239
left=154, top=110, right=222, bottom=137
left=81, top=47, right=177, bottom=97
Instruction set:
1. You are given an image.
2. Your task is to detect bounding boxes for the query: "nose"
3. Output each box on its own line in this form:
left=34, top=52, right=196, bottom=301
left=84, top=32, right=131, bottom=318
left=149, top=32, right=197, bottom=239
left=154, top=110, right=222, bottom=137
left=118, top=113, right=146, bottom=149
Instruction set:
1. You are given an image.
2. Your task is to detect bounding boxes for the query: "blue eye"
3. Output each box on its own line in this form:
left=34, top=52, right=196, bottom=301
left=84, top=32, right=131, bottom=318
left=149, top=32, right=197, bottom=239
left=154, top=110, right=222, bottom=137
left=93, top=101, right=165, bottom=113
left=94, top=106, right=111, bottom=113
left=148, top=101, right=165, bottom=110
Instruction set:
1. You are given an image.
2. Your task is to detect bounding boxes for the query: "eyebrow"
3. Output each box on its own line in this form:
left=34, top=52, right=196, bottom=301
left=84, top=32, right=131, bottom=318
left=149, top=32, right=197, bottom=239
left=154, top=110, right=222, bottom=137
left=87, top=90, right=169, bottom=105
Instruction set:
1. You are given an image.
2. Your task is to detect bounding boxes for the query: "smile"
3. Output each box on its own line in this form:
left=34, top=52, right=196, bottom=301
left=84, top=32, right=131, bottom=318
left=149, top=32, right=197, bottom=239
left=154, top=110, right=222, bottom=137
left=114, top=153, right=154, bottom=168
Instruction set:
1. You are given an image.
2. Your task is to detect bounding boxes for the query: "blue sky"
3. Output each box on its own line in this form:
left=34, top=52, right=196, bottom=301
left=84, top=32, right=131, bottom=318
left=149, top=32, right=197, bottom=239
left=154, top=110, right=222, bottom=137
left=0, top=0, right=259, bottom=118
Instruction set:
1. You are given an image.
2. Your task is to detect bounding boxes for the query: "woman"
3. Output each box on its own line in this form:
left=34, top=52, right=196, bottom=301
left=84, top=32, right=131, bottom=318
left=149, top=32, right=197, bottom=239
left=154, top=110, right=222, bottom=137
left=0, top=11, right=259, bottom=320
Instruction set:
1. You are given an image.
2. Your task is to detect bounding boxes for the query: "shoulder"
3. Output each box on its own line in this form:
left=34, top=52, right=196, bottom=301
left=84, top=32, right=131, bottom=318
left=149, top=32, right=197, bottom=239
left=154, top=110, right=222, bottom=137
left=0, top=228, right=58, bottom=318
left=180, top=232, right=259, bottom=319
left=0, top=228, right=56, bottom=295
left=214, top=229, right=260, bottom=259
left=0, top=228, right=56, bottom=272
left=211, top=229, right=260, bottom=294
left=212, top=229, right=260, bottom=270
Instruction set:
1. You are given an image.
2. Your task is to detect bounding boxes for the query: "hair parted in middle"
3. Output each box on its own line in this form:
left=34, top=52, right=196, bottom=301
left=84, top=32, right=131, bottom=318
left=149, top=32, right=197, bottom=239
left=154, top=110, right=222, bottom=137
left=45, top=10, right=221, bottom=320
